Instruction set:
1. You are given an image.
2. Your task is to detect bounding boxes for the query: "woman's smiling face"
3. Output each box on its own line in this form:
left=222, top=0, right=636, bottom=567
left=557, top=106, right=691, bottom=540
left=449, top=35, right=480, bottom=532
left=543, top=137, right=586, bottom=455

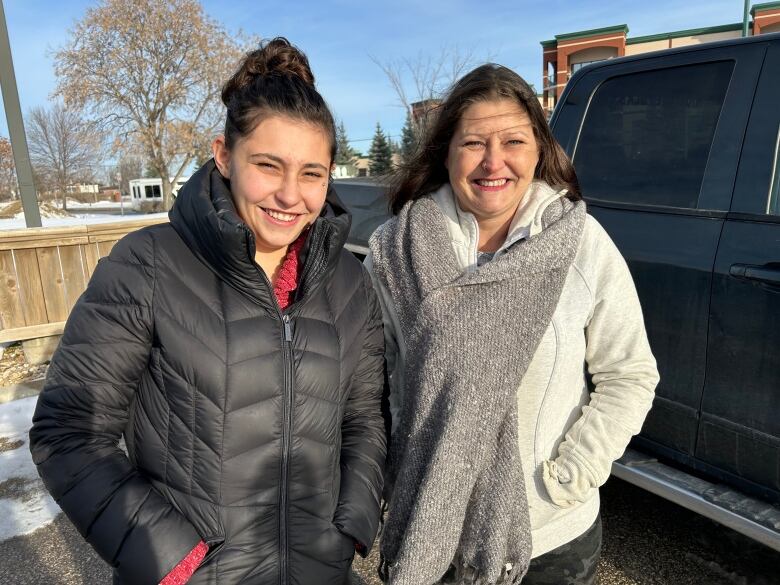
left=446, top=98, right=540, bottom=229
left=213, top=114, right=332, bottom=255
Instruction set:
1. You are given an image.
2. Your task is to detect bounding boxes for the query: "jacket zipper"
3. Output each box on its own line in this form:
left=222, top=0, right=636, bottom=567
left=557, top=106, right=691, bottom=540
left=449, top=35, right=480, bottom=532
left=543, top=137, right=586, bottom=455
left=279, top=312, right=293, bottom=585
left=242, top=223, right=327, bottom=584
left=243, top=235, right=294, bottom=585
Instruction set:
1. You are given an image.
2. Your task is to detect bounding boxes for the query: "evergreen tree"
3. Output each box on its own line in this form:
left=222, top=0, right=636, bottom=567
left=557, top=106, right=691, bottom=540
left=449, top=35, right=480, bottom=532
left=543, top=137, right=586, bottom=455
left=335, top=121, right=356, bottom=164
left=368, top=122, right=393, bottom=177
left=400, top=111, right=417, bottom=163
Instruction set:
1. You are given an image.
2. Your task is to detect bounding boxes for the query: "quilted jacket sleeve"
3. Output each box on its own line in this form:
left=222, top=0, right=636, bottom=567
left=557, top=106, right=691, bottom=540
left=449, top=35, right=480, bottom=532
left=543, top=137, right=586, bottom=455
left=363, top=252, right=404, bottom=437
left=332, top=266, right=388, bottom=556
left=29, top=229, right=201, bottom=584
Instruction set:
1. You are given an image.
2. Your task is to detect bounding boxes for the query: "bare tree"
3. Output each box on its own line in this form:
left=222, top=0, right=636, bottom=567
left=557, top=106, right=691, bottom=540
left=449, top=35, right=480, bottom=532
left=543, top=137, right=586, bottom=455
left=117, top=154, right=144, bottom=200
left=26, top=103, right=99, bottom=211
left=0, top=136, right=17, bottom=202
left=371, top=44, right=494, bottom=134
left=53, top=0, right=251, bottom=209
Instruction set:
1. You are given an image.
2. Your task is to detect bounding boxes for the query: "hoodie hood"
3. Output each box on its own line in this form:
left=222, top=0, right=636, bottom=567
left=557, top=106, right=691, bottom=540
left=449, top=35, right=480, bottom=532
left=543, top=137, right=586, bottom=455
left=430, top=180, right=570, bottom=271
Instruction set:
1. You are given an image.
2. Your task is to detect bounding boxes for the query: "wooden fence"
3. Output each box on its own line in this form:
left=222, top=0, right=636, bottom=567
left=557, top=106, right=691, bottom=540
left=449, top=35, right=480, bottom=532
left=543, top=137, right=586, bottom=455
left=0, top=217, right=168, bottom=344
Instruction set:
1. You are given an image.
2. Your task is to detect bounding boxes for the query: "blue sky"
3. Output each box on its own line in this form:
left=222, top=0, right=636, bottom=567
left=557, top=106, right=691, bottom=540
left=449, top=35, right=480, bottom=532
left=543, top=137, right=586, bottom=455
left=1, top=0, right=751, bottom=159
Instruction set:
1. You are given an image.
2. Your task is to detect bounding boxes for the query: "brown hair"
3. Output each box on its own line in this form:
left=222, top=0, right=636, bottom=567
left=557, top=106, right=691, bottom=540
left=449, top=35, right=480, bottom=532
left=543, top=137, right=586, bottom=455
left=221, top=37, right=336, bottom=161
left=388, top=63, right=580, bottom=214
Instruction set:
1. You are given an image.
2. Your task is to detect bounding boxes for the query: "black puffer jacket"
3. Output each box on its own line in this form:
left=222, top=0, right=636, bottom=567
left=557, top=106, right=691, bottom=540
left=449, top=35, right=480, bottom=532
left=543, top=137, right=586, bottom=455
left=29, top=161, right=387, bottom=584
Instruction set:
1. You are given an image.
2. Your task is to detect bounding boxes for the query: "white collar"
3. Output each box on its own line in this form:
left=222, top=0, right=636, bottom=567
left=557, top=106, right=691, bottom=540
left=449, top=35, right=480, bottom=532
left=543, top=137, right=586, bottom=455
left=429, top=180, right=568, bottom=271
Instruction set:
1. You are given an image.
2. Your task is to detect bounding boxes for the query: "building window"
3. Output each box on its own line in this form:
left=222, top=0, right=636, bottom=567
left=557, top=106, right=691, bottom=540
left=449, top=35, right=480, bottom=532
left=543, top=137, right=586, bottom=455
left=570, top=60, right=604, bottom=74
left=573, top=61, right=734, bottom=209
left=546, top=62, right=556, bottom=87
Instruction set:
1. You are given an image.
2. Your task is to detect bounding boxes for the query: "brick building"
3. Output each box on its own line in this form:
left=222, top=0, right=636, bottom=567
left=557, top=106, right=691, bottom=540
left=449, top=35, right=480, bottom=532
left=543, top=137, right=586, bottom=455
left=541, top=1, right=780, bottom=114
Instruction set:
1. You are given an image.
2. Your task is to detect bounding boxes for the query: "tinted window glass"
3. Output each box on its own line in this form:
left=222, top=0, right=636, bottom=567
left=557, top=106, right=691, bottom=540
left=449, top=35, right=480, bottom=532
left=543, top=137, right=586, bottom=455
left=333, top=181, right=390, bottom=247
left=769, top=127, right=780, bottom=215
left=574, top=61, right=734, bottom=209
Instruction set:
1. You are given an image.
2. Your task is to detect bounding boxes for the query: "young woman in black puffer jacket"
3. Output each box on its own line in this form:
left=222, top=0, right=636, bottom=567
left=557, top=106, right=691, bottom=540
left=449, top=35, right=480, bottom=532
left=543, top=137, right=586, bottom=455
left=29, top=38, right=387, bottom=585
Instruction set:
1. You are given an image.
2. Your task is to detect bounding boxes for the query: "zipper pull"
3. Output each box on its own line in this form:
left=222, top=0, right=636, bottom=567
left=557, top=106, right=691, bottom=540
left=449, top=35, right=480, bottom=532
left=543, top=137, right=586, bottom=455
left=283, top=314, right=292, bottom=342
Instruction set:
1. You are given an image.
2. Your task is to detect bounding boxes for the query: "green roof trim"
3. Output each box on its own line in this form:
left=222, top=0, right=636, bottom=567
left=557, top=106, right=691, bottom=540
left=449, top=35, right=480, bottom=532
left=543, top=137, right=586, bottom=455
left=540, top=39, right=557, bottom=47
left=555, top=25, right=628, bottom=42
left=626, top=22, right=742, bottom=44
left=751, top=1, right=780, bottom=16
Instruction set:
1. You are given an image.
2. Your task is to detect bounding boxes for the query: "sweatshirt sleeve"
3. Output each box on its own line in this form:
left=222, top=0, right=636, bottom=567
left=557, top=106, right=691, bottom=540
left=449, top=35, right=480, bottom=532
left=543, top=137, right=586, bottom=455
left=543, top=219, right=660, bottom=506
left=29, top=229, right=201, bottom=584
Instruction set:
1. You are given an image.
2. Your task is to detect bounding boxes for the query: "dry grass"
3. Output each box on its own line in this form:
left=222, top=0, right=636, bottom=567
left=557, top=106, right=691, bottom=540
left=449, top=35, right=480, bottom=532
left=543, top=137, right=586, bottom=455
left=0, top=200, right=72, bottom=219
left=0, top=344, right=47, bottom=387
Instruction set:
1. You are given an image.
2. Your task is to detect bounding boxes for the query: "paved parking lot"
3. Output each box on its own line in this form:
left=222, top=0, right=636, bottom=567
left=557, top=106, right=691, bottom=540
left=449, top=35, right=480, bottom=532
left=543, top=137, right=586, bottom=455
left=351, top=478, right=780, bottom=585
left=1, top=395, right=778, bottom=584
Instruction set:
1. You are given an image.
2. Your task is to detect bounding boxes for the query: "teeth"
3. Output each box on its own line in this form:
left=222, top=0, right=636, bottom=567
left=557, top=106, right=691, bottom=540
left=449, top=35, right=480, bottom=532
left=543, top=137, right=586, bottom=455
left=477, top=179, right=507, bottom=187
left=265, top=209, right=297, bottom=222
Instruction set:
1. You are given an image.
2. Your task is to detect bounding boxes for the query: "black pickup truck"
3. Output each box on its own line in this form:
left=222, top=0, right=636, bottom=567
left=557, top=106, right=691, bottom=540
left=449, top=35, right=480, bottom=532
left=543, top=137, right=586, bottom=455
left=549, top=31, right=780, bottom=552
left=337, top=31, right=780, bottom=552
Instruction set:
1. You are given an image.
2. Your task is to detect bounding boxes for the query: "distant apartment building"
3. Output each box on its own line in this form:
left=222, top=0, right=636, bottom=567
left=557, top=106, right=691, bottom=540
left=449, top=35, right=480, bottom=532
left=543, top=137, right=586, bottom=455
left=347, top=154, right=403, bottom=178
left=64, top=183, right=100, bottom=195
left=333, top=162, right=358, bottom=179
left=354, top=157, right=371, bottom=178
left=411, top=99, right=440, bottom=125
left=541, top=1, right=780, bottom=115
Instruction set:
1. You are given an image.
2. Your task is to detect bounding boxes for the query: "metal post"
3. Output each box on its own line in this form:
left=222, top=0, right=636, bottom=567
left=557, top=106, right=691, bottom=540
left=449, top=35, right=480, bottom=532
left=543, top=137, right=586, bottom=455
left=116, top=169, right=124, bottom=216
left=0, top=0, right=40, bottom=227
left=743, top=0, right=751, bottom=37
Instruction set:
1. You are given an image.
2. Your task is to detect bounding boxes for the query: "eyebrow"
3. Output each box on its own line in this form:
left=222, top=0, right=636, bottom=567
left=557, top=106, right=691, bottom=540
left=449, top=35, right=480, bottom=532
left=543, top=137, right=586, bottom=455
left=249, top=152, right=329, bottom=172
left=459, top=123, right=534, bottom=138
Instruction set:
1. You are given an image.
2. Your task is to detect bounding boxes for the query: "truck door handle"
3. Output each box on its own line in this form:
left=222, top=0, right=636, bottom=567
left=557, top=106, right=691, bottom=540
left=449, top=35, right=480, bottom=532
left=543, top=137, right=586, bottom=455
left=729, top=264, right=780, bottom=285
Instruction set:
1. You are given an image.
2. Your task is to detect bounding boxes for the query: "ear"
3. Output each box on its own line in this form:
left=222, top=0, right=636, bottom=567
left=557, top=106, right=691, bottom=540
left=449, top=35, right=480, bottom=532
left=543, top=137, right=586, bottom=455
left=212, top=135, right=231, bottom=178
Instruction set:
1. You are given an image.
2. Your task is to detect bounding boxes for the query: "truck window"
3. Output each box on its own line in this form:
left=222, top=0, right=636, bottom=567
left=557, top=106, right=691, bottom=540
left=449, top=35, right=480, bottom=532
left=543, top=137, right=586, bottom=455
left=573, top=61, right=734, bottom=209
left=769, top=126, right=780, bottom=215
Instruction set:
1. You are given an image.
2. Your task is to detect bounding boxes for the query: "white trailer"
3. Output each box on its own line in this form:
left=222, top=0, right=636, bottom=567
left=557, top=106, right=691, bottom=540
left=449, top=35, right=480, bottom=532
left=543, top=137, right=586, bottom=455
left=128, top=177, right=189, bottom=210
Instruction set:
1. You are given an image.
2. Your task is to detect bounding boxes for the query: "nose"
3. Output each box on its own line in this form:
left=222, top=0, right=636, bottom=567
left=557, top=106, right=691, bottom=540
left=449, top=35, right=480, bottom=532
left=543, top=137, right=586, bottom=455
left=275, top=172, right=301, bottom=208
left=481, top=143, right=505, bottom=174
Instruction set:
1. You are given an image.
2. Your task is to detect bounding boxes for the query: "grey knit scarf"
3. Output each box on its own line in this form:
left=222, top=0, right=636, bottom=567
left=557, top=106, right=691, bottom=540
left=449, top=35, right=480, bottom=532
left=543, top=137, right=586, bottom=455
left=370, top=194, right=586, bottom=585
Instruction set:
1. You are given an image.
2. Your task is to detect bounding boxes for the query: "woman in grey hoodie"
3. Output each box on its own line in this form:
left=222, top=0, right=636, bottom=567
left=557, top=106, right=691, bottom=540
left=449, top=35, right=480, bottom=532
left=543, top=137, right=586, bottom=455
left=366, top=64, right=659, bottom=585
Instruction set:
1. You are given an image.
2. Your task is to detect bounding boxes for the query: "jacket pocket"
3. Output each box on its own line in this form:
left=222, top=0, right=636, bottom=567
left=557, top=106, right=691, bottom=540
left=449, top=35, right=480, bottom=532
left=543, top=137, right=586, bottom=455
left=542, top=456, right=594, bottom=507
left=201, top=536, right=226, bottom=565
left=331, top=523, right=357, bottom=561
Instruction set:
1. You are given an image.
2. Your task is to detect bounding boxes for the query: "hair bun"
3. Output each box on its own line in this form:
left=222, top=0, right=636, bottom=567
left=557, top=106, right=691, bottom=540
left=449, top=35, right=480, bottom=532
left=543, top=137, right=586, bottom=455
left=222, top=37, right=315, bottom=106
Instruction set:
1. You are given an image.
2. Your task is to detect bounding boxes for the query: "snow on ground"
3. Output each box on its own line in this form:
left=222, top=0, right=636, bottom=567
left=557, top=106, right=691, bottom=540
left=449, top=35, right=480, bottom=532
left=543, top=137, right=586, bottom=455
left=0, top=396, right=60, bottom=541
left=52, top=199, right=127, bottom=209
left=0, top=211, right=168, bottom=231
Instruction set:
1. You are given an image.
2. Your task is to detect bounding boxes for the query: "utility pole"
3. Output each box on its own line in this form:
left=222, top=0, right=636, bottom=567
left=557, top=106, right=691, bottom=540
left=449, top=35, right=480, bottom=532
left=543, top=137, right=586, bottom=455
left=0, top=0, right=40, bottom=227
left=743, top=0, right=751, bottom=37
